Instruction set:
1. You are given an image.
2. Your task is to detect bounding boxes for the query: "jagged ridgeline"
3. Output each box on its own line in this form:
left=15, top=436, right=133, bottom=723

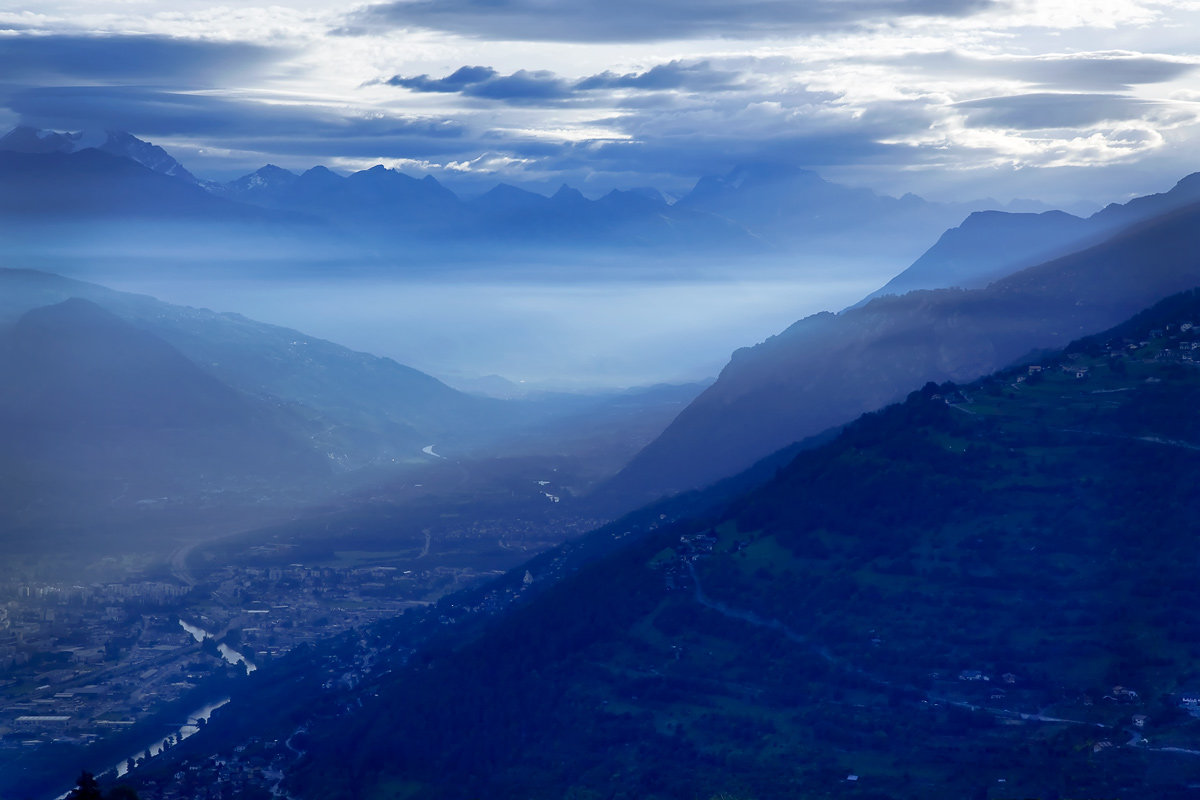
left=234, top=288, right=1200, bottom=800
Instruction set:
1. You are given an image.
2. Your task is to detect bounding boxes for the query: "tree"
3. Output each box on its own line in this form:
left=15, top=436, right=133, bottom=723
left=66, top=771, right=102, bottom=800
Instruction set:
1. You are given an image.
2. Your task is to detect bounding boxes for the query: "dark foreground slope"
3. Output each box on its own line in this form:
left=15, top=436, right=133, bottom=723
left=608, top=198, right=1200, bottom=503
left=119, top=290, right=1200, bottom=800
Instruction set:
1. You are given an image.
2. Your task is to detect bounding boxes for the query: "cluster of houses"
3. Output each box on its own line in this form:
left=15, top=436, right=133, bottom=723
left=656, top=531, right=719, bottom=591
left=1010, top=319, right=1200, bottom=387
left=955, top=669, right=1018, bottom=684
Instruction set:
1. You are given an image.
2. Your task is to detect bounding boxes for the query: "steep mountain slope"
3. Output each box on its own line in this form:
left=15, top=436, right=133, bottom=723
left=862, top=170, right=1200, bottom=302
left=862, top=209, right=1090, bottom=301
left=0, top=298, right=328, bottom=524
left=0, top=269, right=507, bottom=469
left=608, top=199, right=1200, bottom=501
left=165, top=290, right=1200, bottom=800
left=0, top=125, right=198, bottom=183
left=0, top=270, right=710, bottom=483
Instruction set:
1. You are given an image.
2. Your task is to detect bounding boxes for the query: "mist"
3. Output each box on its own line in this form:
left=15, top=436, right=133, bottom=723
left=92, top=258, right=892, bottom=391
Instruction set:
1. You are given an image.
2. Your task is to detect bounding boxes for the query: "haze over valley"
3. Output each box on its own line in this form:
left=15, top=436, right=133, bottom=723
left=4, top=2, right=1200, bottom=799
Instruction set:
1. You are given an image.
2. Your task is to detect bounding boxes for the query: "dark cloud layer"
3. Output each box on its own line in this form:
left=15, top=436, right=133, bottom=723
left=0, top=35, right=279, bottom=86
left=0, top=56, right=949, bottom=191
left=882, top=51, right=1197, bottom=91
left=387, top=61, right=743, bottom=104
left=390, top=68, right=572, bottom=103
left=348, top=0, right=995, bottom=42
left=5, top=85, right=465, bottom=153
left=955, top=93, right=1155, bottom=130
left=388, top=65, right=501, bottom=93
left=574, top=61, right=742, bottom=92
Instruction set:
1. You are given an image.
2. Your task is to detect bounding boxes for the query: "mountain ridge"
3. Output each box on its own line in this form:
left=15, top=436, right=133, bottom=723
left=0, top=125, right=199, bottom=183
left=605, top=195, right=1200, bottom=503
left=0, top=126, right=997, bottom=260
left=860, top=168, right=1200, bottom=304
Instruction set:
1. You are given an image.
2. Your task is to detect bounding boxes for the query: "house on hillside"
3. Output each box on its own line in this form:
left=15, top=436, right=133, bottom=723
left=1104, top=685, right=1139, bottom=703
left=1178, top=694, right=1200, bottom=715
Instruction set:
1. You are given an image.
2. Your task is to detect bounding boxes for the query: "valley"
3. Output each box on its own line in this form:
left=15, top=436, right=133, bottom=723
left=20, top=287, right=1200, bottom=800
left=0, top=444, right=612, bottom=798
left=259, top=291, right=1200, bottom=800
left=3, top=113, right=1200, bottom=800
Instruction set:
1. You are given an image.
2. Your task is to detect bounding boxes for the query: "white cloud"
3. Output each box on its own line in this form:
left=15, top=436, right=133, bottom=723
left=1, top=0, right=1199, bottom=204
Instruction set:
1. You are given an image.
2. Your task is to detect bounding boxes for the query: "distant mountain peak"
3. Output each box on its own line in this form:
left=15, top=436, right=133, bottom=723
left=0, top=125, right=198, bottom=183
left=229, top=164, right=299, bottom=193
left=0, top=125, right=73, bottom=154
left=257, top=163, right=296, bottom=178
left=552, top=184, right=586, bottom=203
left=476, top=182, right=547, bottom=205
left=604, top=186, right=666, bottom=205
left=301, top=165, right=340, bottom=179
left=1173, top=171, right=1200, bottom=192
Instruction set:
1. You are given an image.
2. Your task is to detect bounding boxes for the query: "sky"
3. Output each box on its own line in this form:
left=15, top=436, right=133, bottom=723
left=2, top=0, right=1200, bottom=206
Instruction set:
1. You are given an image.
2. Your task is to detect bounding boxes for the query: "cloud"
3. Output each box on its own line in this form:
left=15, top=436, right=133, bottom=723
left=0, top=34, right=280, bottom=86
left=388, top=67, right=573, bottom=103
left=387, top=65, right=499, bottom=93
left=954, top=93, right=1157, bottom=130
left=879, top=50, right=1199, bottom=91
left=4, top=11, right=1195, bottom=207
left=3, top=85, right=466, bottom=150
left=385, top=60, right=746, bottom=105
left=574, top=61, right=743, bottom=92
left=347, top=0, right=996, bottom=42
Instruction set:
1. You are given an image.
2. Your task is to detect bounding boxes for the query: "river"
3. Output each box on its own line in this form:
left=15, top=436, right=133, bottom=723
left=179, top=618, right=257, bottom=674
left=101, top=619, right=254, bottom=784
left=53, top=697, right=231, bottom=798
left=112, top=697, right=231, bottom=778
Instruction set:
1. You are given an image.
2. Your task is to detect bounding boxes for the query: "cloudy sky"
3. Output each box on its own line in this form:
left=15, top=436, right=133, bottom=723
left=3, top=0, right=1200, bottom=205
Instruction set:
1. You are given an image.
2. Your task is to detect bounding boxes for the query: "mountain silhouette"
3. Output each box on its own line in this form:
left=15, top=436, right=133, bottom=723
left=606, top=195, right=1200, bottom=503
left=861, top=170, right=1200, bottom=303
left=0, top=298, right=328, bottom=517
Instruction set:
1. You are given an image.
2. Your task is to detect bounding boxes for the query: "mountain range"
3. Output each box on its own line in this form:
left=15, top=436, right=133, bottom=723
left=605, top=178, right=1200, bottom=503
left=0, top=126, right=198, bottom=183
left=0, top=126, right=1008, bottom=263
